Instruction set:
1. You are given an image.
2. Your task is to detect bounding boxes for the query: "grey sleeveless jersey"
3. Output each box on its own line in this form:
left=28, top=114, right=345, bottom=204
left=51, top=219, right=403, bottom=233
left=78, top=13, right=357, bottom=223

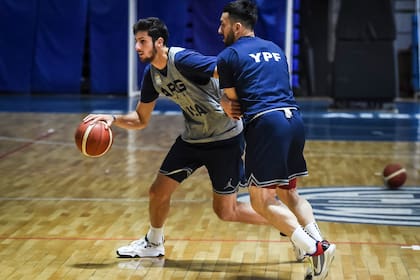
left=149, top=47, right=243, bottom=143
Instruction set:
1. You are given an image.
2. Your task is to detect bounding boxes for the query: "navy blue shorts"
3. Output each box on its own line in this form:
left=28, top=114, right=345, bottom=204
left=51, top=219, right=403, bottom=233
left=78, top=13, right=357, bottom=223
left=159, top=133, right=246, bottom=194
left=244, top=109, right=308, bottom=188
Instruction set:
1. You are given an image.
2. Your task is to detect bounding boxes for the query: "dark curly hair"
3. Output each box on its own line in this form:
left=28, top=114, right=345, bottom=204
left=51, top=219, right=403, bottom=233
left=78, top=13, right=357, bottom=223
left=223, top=0, right=258, bottom=29
left=132, top=17, right=169, bottom=45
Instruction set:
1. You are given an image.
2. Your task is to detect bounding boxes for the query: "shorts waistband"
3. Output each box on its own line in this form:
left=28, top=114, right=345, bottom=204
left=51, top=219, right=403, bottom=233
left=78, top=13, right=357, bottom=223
left=250, top=107, right=298, bottom=122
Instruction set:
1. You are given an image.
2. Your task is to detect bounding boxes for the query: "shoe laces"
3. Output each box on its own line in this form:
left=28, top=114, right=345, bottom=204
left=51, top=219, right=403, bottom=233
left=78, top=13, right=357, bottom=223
left=128, top=239, right=148, bottom=248
left=132, top=236, right=163, bottom=248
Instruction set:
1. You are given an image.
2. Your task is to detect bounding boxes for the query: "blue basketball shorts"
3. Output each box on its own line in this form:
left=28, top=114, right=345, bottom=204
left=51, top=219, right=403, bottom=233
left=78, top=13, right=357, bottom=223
left=244, top=109, right=308, bottom=188
left=159, top=133, right=246, bottom=194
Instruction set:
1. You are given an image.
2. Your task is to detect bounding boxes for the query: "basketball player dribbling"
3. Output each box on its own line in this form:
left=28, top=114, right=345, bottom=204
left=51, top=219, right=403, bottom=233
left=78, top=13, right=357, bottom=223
left=83, top=17, right=273, bottom=259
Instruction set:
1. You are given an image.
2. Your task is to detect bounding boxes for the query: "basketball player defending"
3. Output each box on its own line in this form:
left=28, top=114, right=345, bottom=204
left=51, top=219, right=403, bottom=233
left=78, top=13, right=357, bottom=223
left=84, top=17, right=274, bottom=259
left=216, top=1, right=336, bottom=279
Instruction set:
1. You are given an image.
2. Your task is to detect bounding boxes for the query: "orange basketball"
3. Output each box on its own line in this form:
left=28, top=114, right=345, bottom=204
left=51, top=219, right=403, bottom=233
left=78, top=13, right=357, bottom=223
left=382, top=163, right=407, bottom=189
left=74, top=121, right=113, bottom=157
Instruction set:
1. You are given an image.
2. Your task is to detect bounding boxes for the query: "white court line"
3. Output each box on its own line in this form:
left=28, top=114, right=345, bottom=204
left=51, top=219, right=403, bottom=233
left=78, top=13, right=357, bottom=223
left=0, top=136, right=168, bottom=152
left=401, top=245, right=420, bottom=250
left=0, top=196, right=209, bottom=203
left=1, top=136, right=419, bottom=157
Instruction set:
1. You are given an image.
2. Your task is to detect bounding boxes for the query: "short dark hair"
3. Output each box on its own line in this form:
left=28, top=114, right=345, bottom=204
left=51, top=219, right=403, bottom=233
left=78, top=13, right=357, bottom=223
left=132, top=17, right=169, bottom=45
left=223, top=0, right=258, bottom=29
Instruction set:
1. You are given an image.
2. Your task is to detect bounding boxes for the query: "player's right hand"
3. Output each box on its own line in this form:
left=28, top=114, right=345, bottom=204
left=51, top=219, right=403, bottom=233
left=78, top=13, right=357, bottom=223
left=83, top=114, right=114, bottom=129
left=220, top=94, right=242, bottom=120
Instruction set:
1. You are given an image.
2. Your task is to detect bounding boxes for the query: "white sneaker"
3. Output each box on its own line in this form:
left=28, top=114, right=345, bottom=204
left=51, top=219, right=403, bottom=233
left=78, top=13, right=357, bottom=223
left=292, top=242, right=306, bottom=262
left=308, top=240, right=336, bottom=280
left=116, top=236, right=165, bottom=258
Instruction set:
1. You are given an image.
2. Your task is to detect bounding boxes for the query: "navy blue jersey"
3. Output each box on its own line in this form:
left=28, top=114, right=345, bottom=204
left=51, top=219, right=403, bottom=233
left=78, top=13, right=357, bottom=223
left=217, top=36, right=298, bottom=124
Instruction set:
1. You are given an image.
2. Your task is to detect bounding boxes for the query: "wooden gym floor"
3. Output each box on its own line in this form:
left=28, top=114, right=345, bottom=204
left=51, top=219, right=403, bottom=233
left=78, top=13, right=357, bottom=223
left=0, top=96, right=419, bottom=279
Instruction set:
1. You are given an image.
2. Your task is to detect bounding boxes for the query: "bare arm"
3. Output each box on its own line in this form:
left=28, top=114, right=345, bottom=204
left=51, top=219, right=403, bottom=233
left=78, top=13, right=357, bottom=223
left=213, top=67, right=242, bottom=120
left=220, top=87, right=242, bottom=120
left=83, top=100, right=156, bottom=130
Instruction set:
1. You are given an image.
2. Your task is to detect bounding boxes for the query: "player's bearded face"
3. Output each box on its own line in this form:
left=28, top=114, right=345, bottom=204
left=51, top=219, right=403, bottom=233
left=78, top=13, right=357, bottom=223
left=223, top=29, right=235, bottom=46
left=139, top=45, right=157, bottom=63
left=135, top=32, right=157, bottom=63
left=219, top=13, right=235, bottom=46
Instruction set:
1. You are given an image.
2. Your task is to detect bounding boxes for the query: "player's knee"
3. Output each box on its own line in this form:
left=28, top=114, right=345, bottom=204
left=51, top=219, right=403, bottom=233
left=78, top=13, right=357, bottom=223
left=216, top=211, right=237, bottom=222
left=213, top=205, right=237, bottom=222
left=149, top=184, right=170, bottom=202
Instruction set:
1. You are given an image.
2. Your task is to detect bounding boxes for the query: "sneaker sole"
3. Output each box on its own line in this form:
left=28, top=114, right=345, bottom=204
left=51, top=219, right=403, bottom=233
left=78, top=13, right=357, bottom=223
left=116, top=251, right=165, bottom=258
left=296, top=256, right=306, bottom=263
left=304, top=266, right=314, bottom=280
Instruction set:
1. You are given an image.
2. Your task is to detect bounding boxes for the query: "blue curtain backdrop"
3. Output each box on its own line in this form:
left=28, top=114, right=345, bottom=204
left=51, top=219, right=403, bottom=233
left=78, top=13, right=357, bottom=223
left=31, top=0, right=88, bottom=93
left=190, top=0, right=286, bottom=56
left=0, top=0, right=38, bottom=93
left=135, top=0, right=188, bottom=89
left=89, top=0, right=128, bottom=94
left=0, top=0, right=287, bottom=95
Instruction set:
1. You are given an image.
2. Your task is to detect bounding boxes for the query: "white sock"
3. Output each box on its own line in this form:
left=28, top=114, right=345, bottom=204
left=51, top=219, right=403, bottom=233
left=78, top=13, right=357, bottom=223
left=291, top=227, right=317, bottom=255
left=304, top=222, right=323, bottom=241
left=146, top=225, right=164, bottom=245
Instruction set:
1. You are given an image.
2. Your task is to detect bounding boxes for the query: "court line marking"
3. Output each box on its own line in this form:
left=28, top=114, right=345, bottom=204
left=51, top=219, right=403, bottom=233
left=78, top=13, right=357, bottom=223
left=0, top=235, right=416, bottom=249
left=1, top=135, right=418, bottom=157
left=1, top=195, right=418, bottom=248
left=0, top=129, right=56, bottom=159
left=0, top=196, right=208, bottom=203
left=401, top=245, right=420, bottom=250
left=1, top=196, right=418, bottom=248
left=0, top=135, right=169, bottom=152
